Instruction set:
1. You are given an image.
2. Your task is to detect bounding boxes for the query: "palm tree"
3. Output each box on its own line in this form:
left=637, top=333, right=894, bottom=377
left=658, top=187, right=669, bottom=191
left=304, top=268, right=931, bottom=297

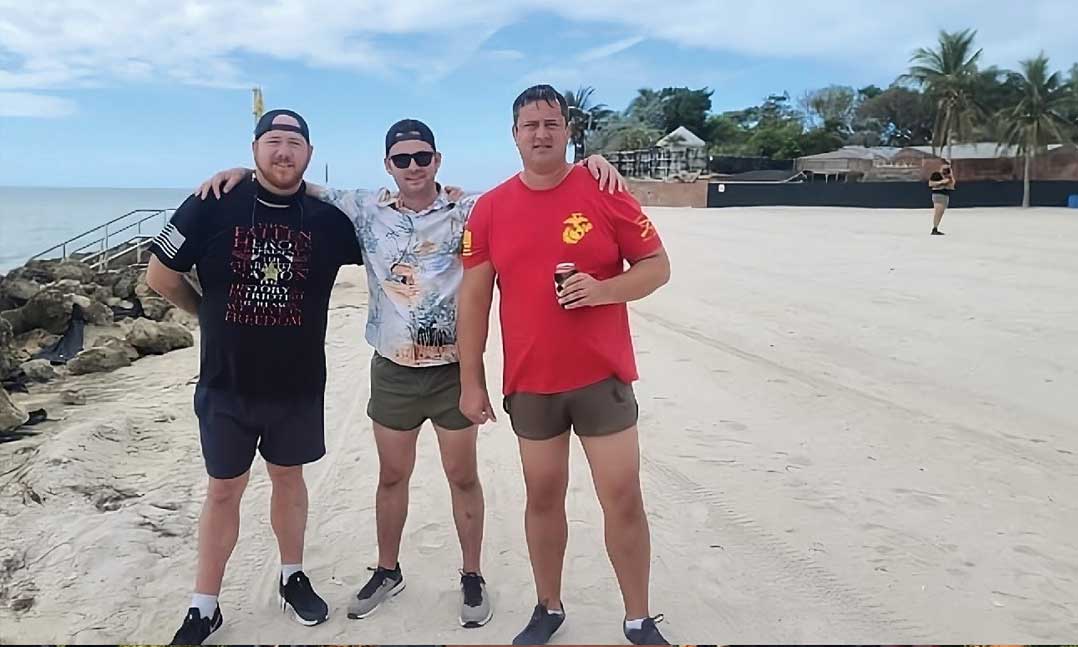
left=997, top=54, right=1074, bottom=207
left=904, top=28, right=985, bottom=160
left=564, top=86, right=612, bottom=161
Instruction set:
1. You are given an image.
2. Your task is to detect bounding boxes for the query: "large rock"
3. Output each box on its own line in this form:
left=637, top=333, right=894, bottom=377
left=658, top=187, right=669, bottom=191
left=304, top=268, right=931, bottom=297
left=0, top=387, right=28, bottom=433
left=20, top=359, right=56, bottom=382
left=92, top=335, right=139, bottom=362
left=1, top=277, right=42, bottom=303
left=94, top=270, right=122, bottom=289
left=84, top=302, right=114, bottom=325
left=51, top=278, right=85, bottom=294
left=0, top=318, right=17, bottom=379
left=140, top=296, right=173, bottom=321
left=163, top=307, right=198, bottom=330
left=8, top=259, right=60, bottom=284
left=0, top=286, right=75, bottom=335
left=112, top=268, right=139, bottom=299
left=126, top=318, right=194, bottom=355
left=13, top=328, right=60, bottom=356
left=90, top=285, right=114, bottom=304
left=67, top=345, right=131, bottom=375
left=52, top=259, right=96, bottom=283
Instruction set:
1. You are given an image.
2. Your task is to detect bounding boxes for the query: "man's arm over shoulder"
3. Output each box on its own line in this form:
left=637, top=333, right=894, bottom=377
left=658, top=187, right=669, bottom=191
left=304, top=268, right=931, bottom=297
left=317, top=201, right=364, bottom=267
left=309, top=184, right=374, bottom=227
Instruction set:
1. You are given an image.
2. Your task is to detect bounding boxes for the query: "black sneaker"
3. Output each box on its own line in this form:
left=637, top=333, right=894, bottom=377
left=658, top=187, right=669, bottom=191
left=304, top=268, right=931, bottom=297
left=279, top=571, right=329, bottom=626
left=347, top=564, right=405, bottom=619
left=169, top=606, right=222, bottom=645
left=625, top=614, right=670, bottom=645
left=512, top=602, right=565, bottom=645
left=931, top=228, right=945, bottom=235
left=459, top=571, right=493, bottom=627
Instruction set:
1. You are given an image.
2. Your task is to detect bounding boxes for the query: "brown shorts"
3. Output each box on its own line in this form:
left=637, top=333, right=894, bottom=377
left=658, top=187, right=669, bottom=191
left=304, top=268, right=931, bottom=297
left=368, top=353, right=474, bottom=432
left=503, top=377, right=639, bottom=441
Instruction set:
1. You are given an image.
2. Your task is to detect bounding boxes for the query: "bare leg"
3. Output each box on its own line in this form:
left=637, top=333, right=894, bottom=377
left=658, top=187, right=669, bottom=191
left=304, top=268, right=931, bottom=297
left=580, top=426, right=651, bottom=621
left=518, top=432, right=571, bottom=610
left=266, top=463, right=308, bottom=566
left=194, top=472, right=250, bottom=595
left=435, top=424, right=484, bottom=573
left=373, top=422, right=420, bottom=569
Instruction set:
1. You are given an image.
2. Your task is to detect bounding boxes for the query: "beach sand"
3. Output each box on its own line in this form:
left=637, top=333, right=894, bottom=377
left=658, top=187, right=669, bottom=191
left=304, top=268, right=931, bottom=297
left=1, top=206, right=1076, bottom=644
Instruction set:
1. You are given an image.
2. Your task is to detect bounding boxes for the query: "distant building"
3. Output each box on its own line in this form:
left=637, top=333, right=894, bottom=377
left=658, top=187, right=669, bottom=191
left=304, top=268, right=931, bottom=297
left=797, top=142, right=1078, bottom=182
left=608, top=126, right=709, bottom=178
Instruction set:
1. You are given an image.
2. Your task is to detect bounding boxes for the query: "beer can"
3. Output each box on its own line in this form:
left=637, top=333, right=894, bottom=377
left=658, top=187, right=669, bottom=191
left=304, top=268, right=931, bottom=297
left=554, top=262, right=578, bottom=307
left=554, top=262, right=577, bottom=292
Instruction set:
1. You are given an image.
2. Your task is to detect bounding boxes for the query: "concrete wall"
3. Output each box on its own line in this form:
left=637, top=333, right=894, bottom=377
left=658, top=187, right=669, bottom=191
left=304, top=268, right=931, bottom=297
left=917, top=149, right=1078, bottom=182
left=626, top=179, right=709, bottom=208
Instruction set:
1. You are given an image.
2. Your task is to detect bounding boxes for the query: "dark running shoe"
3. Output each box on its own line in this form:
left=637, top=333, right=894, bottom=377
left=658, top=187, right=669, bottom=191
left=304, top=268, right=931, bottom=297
left=625, top=614, right=670, bottom=645
left=512, top=602, right=565, bottom=645
left=347, top=563, right=405, bottom=619
left=459, top=571, right=493, bottom=627
left=169, top=606, right=222, bottom=645
left=279, top=570, right=329, bottom=626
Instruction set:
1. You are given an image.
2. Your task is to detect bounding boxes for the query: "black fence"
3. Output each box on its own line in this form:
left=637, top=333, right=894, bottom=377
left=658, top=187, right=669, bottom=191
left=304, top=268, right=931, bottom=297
left=707, top=180, right=1078, bottom=208
left=710, top=155, right=794, bottom=174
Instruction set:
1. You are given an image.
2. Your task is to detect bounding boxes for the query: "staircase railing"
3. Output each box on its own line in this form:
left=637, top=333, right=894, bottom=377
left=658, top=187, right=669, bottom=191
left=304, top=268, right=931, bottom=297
left=29, top=209, right=173, bottom=271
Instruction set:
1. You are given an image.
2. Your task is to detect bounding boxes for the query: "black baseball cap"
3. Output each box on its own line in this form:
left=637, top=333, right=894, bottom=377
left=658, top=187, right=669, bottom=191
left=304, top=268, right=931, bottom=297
left=255, top=109, right=310, bottom=143
left=385, top=119, right=436, bottom=155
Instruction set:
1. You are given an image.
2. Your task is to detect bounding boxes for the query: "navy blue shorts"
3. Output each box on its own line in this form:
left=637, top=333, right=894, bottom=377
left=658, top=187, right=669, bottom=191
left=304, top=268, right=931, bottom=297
left=194, top=386, right=326, bottom=479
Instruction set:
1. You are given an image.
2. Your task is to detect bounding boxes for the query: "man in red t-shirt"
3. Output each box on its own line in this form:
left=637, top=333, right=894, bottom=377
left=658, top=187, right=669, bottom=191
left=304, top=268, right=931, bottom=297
left=458, top=85, right=672, bottom=646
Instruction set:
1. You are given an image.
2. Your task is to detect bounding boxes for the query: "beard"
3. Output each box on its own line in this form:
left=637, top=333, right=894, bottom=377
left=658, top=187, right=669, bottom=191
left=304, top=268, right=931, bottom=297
left=255, top=155, right=309, bottom=192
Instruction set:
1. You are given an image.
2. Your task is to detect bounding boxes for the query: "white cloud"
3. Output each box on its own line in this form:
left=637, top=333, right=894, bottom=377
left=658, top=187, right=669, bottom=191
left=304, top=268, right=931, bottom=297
left=2, top=0, right=1076, bottom=117
left=0, top=91, right=76, bottom=117
left=579, top=36, right=645, bottom=62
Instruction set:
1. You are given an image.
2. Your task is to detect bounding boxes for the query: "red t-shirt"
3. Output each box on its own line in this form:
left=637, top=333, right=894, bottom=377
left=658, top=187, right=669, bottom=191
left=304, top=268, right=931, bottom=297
left=462, top=165, right=663, bottom=396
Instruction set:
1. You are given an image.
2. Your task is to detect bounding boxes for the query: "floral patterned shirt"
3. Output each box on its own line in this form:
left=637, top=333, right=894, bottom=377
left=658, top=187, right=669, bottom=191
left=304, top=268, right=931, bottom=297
left=315, top=185, right=477, bottom=367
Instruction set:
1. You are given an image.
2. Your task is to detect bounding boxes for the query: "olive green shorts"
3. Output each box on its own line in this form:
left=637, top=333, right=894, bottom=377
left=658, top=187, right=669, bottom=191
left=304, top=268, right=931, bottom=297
left=368, top=354, right=474, bottom=432
left=503, top=377, right=639, bottom=441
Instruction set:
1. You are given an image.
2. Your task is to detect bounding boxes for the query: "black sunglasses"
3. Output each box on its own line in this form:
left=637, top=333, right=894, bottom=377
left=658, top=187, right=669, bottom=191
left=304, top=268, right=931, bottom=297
left=389, top=151, right=435, bottom=169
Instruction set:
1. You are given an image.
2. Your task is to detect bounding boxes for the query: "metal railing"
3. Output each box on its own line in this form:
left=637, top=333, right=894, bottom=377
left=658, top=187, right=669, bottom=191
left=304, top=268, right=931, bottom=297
left=29, top=208, right=173, bottom=270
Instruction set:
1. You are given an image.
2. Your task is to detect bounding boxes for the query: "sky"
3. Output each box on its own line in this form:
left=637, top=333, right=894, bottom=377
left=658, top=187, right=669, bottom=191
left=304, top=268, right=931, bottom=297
left=2, top=0, right=1077, bottom=192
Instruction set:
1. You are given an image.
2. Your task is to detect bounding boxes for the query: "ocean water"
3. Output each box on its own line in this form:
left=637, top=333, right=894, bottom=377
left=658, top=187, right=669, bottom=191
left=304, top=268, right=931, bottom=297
left=0, top=186, right=193, bottom=272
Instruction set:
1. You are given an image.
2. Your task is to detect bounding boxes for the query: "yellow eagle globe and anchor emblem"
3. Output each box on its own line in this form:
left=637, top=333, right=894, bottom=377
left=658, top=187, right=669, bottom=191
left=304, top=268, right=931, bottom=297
left=562, top=212, right=593, bottom=244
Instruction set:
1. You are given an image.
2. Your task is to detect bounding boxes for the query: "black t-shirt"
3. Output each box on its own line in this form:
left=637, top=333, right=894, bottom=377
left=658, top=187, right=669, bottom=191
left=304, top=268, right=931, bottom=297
left=150, top=177, right=362, bottom=396
left=929, top=172, right=953, bottom=194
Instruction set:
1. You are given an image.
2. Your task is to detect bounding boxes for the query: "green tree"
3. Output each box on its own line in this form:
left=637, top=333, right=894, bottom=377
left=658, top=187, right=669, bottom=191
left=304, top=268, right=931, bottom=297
left=798, top=127, right=846, bottom=156
left=563, top=86, right=613, bottom=161
left=800, top=85, right=858, bottom=133
left=623, top=86, right=712, bottom=138
left=658, top=86, right=713, bottom=136
left=904, top=28, right=985, bottom=159
left=625, top=88, right=666, bottom=130
left=589, top=114, right=663, bottom=152
left=856, top=85, right=934, bottom=146
left=997, top=54, right=1074, bottom=207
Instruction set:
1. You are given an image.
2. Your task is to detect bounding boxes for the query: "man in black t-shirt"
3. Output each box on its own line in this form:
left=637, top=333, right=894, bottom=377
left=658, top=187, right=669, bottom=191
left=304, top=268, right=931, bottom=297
left=928, top=159, right=956, bottom=235
left=146, top=109, right=363, bottom=644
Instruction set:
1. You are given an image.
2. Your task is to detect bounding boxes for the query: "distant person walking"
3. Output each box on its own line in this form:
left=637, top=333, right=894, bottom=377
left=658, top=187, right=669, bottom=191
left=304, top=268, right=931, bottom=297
left=928, top=160, right=956, bottom=235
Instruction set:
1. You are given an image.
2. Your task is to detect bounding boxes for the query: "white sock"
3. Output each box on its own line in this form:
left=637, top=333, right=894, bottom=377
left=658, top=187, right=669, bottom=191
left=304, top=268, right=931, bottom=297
left=191, top=593, right=218, bottom=619
left=625, top=617, right=647, bottom=630
left=547, top=606, right=565, bottom=616
left=281, top=563, right=303, bottom=585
